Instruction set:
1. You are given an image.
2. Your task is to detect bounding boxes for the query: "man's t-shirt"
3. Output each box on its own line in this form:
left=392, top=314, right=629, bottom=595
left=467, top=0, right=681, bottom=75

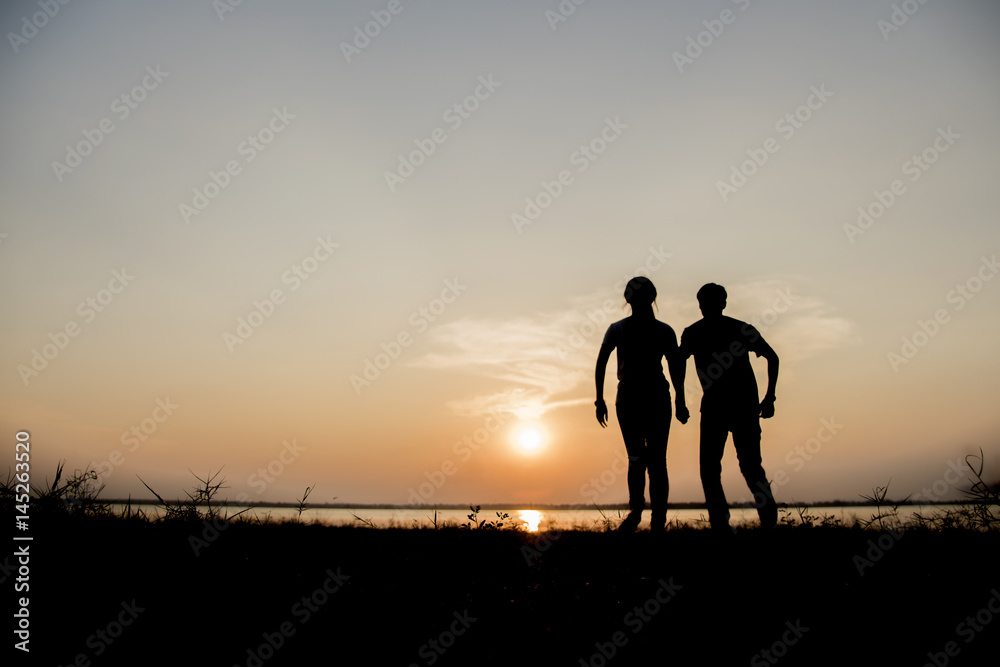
left=600, top=317, right=679, bottom=388
left=680, top=315, right=771, bottom=417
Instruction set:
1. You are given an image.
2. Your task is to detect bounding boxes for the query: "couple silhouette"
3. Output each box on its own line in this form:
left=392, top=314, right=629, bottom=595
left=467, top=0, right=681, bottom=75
left=595, top=277, right=778, bottom=534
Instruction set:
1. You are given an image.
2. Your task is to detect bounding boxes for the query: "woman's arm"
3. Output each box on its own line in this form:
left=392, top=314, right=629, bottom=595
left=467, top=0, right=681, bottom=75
left=667, top=328, right=689, bottom=424
left=595, top=326, right=616, bottom=427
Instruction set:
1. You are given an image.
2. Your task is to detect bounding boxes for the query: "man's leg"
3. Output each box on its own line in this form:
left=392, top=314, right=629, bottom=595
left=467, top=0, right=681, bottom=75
left=699, top=415, right=731, bottom=530
left=732, top=419, right=777, bottom=529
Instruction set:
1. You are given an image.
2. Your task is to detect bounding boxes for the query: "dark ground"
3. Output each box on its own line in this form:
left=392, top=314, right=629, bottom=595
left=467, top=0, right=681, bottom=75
left=9, top=515, right=1000, bottom=667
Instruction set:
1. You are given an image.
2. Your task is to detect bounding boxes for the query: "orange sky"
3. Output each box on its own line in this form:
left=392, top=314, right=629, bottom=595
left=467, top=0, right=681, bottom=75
left=2, top=0, right=999, bottom=507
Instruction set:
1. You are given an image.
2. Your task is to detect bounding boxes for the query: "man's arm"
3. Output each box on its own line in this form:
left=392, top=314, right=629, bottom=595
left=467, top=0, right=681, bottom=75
left=595, top=328, right=615, bottom=428
left=756, top=338, right=779, bottom=418
left=667, top=328, right=688, bottom=424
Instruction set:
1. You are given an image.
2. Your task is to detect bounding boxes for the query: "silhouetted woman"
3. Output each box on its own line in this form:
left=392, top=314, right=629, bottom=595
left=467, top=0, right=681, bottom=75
left=595, top=277, right=688, bottom=532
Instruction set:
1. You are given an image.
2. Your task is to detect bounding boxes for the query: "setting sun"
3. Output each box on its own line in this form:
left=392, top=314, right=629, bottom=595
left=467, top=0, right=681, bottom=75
left=513, top=423, right=547, bottom=455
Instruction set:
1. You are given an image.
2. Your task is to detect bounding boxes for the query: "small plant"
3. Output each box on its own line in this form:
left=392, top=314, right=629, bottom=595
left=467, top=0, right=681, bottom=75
left=120, top=495, right=148, bottom=521
left=295, top=485, right=315, bottom=520
left=490, top=510, right=512, bottom=530
left=858, top=481, right=907, bottom=530
left=777, top=504, right=842, bottom=528
left=462, top=505, right=514, bottom=530
left=913, top=449, right=999, bottom=531
left=249, top=510, right=275, bottom=526
left=956, top=448, right=999, bottom=530
left=350, top=513, right=377, bottom=528
left=462, top=504, right=481, bottom=529
left=593, top=504, right=618, bottom=532
left=138, top=468, right=229, bottom=521
left=26, top=461, right=112, bottom=516
left=778, top=506, right=795, bottom=527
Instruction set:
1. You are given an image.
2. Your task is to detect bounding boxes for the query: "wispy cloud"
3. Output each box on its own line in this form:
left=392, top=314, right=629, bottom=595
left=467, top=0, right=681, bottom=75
left=412, top=279, right=857, bottom=418
left=410, top=312, right=592, bottom=419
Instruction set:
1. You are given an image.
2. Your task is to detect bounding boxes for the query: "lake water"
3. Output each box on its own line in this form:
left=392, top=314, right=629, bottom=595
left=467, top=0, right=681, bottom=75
left=114, top=504, right=960, bottom=531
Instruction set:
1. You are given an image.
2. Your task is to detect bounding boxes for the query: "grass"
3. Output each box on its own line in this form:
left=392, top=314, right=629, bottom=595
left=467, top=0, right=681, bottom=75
left=17, top=502, right=1000, bottom=666
left=5, top=453, right=999, bottom=666
left=6, top=473, right=998, bottom=534
left=5, top=451, right=998, bottom=536
left=136, top=468, right=237, bottom=522
left=294, top=484, right=316, bottom=519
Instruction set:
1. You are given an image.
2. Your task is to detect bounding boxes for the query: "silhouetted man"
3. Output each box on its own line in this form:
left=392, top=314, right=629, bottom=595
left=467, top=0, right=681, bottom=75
left=677, top=283, right=778, bottom=532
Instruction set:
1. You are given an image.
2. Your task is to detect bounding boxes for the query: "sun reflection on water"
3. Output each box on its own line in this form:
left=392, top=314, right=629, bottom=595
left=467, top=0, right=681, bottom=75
left=519, top=509, right=543, bottom=532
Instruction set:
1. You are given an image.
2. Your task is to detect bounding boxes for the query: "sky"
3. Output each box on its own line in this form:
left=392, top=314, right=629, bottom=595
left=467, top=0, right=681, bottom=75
left=2, top=0, right=999, bottom=508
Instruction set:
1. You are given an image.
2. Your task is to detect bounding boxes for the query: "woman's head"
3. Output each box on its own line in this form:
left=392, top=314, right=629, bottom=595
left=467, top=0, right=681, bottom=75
left=624, top=276, right=657, bottom=309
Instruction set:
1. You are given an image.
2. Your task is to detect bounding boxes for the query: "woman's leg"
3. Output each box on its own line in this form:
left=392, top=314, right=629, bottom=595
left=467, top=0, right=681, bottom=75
left=646, top=410, right=670, bottom=530
left=615, top=398, right=647, bottom=530
left=645, top=382, right=671, bottom=530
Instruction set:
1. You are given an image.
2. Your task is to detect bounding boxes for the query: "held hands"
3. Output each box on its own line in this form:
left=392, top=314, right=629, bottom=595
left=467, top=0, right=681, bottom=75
left=595, top=399, right=608, bottom=428
left=675, top=402, right=689, bottom=424
left=759, top=395, right=776, bottom=419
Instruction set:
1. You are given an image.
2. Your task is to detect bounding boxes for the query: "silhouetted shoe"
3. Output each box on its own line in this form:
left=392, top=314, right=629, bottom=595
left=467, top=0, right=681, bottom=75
left=617, top=511, right=641, bottom=533
left=649, top=514, right=666, bottom=535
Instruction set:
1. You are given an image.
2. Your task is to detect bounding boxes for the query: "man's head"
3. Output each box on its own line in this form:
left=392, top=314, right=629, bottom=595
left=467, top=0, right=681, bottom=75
left=696, top=283, right=726, bottom=316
